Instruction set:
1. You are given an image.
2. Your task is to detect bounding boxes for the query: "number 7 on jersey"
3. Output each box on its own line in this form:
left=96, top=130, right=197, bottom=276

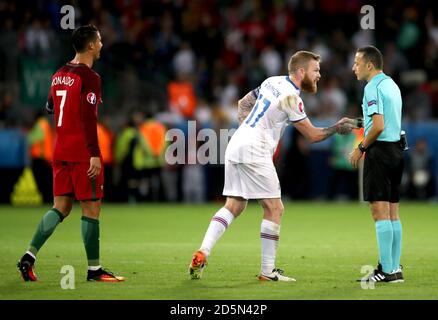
left=56, top=90, right=67, bottom=127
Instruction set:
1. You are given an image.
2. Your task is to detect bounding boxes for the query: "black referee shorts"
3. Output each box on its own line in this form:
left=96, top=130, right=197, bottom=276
left=363, top=141, right=404, bottom=203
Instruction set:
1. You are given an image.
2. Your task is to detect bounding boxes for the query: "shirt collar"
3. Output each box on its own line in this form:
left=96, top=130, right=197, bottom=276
left=369, top=72, right=386, bottom=83
left=285, top=76, right=300, bottom=94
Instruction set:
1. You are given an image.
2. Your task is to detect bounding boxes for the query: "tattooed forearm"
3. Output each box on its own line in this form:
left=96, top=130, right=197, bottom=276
left=237, top=92, right=257, bottom=124
left=321, top=125, right=338, bottom=140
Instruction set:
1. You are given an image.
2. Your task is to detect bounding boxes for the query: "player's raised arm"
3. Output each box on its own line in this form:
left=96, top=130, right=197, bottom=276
left=237, top=86, right=260, bottom=124
left=293, top=117, right=357, bottom=143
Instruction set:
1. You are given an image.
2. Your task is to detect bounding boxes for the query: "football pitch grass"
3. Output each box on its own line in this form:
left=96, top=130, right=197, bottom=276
left=0, top=202, right=437, bottom=300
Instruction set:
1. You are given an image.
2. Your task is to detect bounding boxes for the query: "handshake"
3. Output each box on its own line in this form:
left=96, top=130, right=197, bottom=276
left=334, top=117, right=363, bottom=135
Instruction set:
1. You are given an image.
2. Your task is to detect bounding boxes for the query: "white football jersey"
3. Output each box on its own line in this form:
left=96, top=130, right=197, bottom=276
left=225, top=76, right=307, bottom=163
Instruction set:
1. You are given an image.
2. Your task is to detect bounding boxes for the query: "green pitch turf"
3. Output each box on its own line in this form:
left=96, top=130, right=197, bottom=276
left=0, top=202, right=437, bottom=300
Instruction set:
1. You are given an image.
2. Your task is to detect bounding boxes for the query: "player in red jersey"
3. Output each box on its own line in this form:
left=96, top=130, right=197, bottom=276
left=17, top=25, right=124, bottom=282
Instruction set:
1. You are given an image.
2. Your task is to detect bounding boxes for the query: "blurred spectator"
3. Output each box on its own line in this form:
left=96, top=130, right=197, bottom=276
left=397, top=7, right=421, bottom=51
left=239, top=1, right=268, bottom=52
left=27, top=112, right=53, bottom=203
left=167, top=73, right=197, bottom=119
left=404, top=82, right=432, bottom=121
left=407, top=138, right=435, bottom=199
left=320, top=76, right=347, bottom=119
left=352, top=28, right=375, bottom=50
left=25, top=18, right=53, bottom=56
left=195, top=98, right=213, bottom=127
left=0, top=92, right=16, bottom=128
left=182, top=138, right=205, bottom=203
left=155, top=10, right=180, bottom=78
left=135, top=115, right=167, bottom=201
left=173, top=40, right=196, bottom=76
left=383, top=42, right=409, bottom=78
left=0, top=128, right=27, bottom=203
left=114, top=111, right=141, bottom=202
left=97, top=119, right=115, bottom=201
left=328, top=133, right=359, bottom=200
left=269, top=1, right=296, bottom=46
left=215, top=74, right=239, bottom=126
left=259, top=43, right=282, bottom=77
left=282, top=130, right=310, bottom=200
left=0, top=16, right=19, bottom=83
left=205, top=102, right=231, bottom=202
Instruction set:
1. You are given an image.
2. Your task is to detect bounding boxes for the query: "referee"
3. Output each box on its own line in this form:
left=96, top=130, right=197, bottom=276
left=350, top=46, right=404, bottom=283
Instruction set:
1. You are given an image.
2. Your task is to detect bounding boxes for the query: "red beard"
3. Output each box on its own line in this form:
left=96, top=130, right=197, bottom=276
left=301, top=74, right=317, bottom=93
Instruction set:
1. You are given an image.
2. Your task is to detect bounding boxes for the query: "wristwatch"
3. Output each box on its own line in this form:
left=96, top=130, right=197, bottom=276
left=358, top=141, right=367, bottom=152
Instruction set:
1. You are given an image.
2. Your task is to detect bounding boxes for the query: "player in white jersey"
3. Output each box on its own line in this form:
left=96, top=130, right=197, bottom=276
left=189, top=51, right=357, bottom=281
left=224, top=75, right=307, bottom=196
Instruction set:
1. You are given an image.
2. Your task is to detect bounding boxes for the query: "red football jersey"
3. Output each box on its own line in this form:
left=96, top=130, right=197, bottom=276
left=47, top=62, right=102, bottom=162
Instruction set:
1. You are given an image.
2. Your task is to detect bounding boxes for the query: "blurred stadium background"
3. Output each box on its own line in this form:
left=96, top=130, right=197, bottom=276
left=0, top=0, right=437, bottom=205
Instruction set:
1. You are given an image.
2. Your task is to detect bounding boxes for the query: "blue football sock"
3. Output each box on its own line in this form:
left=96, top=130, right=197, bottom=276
left=391, top=220, right=402, bottom=271
left=375, top=220, right=393, bottom=274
